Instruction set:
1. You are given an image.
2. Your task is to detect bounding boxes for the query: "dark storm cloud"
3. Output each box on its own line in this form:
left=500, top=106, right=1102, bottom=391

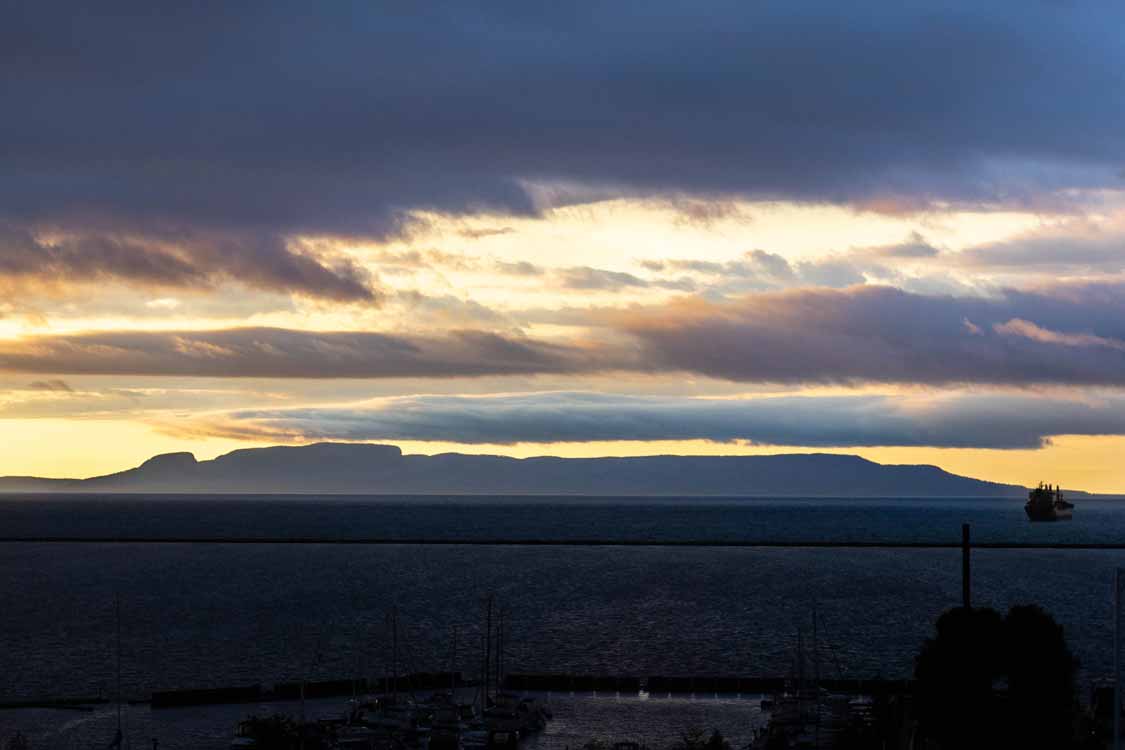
left=0, top=327, right=619, bottom=378
left=187, top=391, right=1125, bottom=450
left=4, top=0, right=1125, bottom=252
left=0, top=224, right=377, bottom=301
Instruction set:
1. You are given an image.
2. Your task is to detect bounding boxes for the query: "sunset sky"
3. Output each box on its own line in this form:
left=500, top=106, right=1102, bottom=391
left=4, top=3, right=1125, bottom=491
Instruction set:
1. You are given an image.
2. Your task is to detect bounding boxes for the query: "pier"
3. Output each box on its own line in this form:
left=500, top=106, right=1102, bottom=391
left=135, top=672, right=917, bottom=709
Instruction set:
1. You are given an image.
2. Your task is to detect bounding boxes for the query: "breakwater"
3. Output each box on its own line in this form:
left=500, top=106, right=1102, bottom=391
left=140, top=672, right=915, bottom=709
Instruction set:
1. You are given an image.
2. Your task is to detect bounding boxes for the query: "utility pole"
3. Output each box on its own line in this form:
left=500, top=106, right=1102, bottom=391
left=961, top=524, right=971, bottom=609
left=1115, top=568, right=1122, bottom=750
left=115, top=595, right=122, bottom=748
left=813, top=606, right=820, bottom=749
left=484, top=596, right=494, bottom=705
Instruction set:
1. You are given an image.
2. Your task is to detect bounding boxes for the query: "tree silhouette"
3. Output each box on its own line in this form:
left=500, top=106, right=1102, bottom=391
left=1003, top=604, right=1078, bottom=748
left=914, top=604, right=1076, bottom=750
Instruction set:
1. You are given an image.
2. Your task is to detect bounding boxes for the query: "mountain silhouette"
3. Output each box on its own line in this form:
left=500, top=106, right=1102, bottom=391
left=0, top=442, right=1039, bottom=496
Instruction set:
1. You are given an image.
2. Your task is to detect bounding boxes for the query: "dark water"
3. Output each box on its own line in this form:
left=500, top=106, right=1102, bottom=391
left=1, top=495, right=1123, bottom=747
left=5, top=493, right=1125, bottom=543
left=1, top=693, right=772, bottom=750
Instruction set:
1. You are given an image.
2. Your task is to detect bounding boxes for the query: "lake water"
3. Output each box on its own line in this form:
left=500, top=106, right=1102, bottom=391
left=1, top=494, right=1123, bottom=747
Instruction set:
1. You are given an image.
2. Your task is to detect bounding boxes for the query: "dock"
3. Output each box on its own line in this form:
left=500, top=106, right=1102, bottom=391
left=136, top=672, right=916, bottom=709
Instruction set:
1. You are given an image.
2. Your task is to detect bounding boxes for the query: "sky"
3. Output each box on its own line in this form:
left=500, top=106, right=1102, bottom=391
left=4, top=2, right=1125, bottom=491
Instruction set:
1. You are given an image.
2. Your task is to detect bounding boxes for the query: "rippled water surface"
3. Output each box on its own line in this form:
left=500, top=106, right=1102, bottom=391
left=1, top=495, right=1123, bottom=747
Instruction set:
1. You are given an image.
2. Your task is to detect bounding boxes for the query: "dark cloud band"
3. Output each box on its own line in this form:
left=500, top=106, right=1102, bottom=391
left=0, top=224, right=377, bottom=301
left=619, top=283, right=1125, bottom=386
left=0, top=327, right=617, bottom=378
left=1, top=283, right=1123, bottom=384
left=4, top=1, right=1125, bottom=246
left=169, top=391, right=1125, bottom=450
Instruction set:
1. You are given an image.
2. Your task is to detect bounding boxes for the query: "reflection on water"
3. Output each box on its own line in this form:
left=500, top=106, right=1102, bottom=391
left=0, top=496, right=1122, bottom=745
left=0, top=542, right=1119, bottom=701
left=0, top=693, right=769, bottom=750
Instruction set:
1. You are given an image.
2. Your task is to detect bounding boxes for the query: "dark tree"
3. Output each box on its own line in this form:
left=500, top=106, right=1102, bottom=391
left=914, top=605, right=1077, bottom=750
left=914, top=606, right=1006, bottom=749
left=1003, top=604, right=1078, bottom=748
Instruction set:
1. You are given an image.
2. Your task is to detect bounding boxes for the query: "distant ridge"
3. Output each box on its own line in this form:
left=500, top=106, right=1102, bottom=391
left=0, top=442, right=1042, bottom=497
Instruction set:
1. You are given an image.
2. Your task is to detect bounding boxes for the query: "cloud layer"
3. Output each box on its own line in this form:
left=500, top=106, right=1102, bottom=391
left=0, top=224, right=377, bottom=301
left=619, top=283, right=1125, bottom=385
left=162, top=391, right=1125, bottom=450
left=1, top=283, right=1123, bottom=385
left=0, top=328, right=617, bottom=378
left=5, top=2, right=1125, bottom=249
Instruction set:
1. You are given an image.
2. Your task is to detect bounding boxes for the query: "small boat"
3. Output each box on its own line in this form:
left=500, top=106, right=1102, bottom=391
left=1026, top=483, right=1074, bottom=522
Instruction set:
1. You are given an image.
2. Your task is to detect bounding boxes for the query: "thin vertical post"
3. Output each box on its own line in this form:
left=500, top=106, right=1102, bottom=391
left=1115, top=568, right=1121, bottom=750
left=391, top=608, right=398, bottom=701
left=479, top=630, right=486, bottom=709
left=115, top=594, right=122, bottom=741
left=451, top=625, right=458, bottom=693
left=484, top=596, right=493, bottom=705
left=961, top=524, right=971, bottom=610
left=496, top=609, right=504, bottom=694
left=813, top=607, right=820, bottom=748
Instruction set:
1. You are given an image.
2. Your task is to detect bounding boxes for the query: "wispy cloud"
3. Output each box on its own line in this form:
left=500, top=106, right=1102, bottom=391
left=994, top=318, right=1125, bottom=351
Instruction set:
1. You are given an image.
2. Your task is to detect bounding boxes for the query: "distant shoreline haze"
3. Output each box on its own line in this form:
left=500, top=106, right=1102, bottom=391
left=0, top=442, right=1067, bottom=497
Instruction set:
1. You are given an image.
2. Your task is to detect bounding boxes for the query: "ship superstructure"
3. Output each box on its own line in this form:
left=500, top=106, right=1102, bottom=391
left=1025, top=483, right=1074, bottom=522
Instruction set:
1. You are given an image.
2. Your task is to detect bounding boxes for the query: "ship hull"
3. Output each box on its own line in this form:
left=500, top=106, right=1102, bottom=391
left=1025, top=507, right=1073, bottom=522
left=1026, top=484, right=1073, bottom=522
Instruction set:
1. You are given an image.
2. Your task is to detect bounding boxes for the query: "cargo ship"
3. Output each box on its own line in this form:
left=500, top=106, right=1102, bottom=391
left=1025, top=482, right=1073, bottom=522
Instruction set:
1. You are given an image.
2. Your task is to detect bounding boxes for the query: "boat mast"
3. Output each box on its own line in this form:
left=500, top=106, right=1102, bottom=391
left=796, top=627, right=805, bottom=692
left=450, top=625, right=459, bottom=693
left=495, top=607, right=504, bottom=695
left=116, top=594, right=122, bottom=745
left=391, top=607, right=399, bottom=701
left=812, top=606, right=820, bottom=689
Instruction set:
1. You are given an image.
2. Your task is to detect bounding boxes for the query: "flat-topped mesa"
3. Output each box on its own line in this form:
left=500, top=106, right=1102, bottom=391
left=0, top=442, right=1047, bottom=496
left=208, top=442, right=402, bottom=469
left=138, top=452, right=198, bottom=472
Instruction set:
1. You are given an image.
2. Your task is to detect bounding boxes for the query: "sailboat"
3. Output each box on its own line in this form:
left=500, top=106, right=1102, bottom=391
left=102, top=595, right=124, bottom=750
left=754, top=609, right=854, bottom=748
